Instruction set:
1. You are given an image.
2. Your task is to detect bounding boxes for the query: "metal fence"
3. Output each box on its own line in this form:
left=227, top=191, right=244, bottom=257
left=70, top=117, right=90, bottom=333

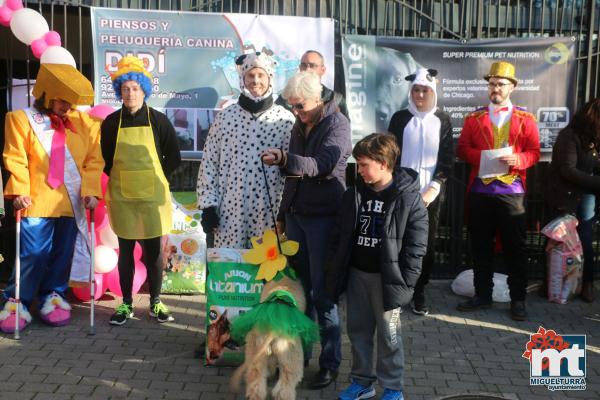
left=1, top=0, right=599, bottom=279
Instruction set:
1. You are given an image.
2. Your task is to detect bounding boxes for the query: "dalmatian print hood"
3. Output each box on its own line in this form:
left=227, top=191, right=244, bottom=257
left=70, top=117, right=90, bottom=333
left=236, top=52, right=277, bottom=102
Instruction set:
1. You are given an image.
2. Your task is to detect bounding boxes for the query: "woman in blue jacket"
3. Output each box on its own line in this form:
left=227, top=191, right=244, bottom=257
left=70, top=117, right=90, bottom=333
left=261, top=70, right=352, bottom=389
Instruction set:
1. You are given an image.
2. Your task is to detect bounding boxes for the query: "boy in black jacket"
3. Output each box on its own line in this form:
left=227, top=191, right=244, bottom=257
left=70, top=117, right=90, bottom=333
left=326, top=133, right=428, bottom=400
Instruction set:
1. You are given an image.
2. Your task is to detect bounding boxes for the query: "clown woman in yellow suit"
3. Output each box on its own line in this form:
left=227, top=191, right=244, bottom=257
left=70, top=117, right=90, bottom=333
left=0, top=64, right=104, bottom=333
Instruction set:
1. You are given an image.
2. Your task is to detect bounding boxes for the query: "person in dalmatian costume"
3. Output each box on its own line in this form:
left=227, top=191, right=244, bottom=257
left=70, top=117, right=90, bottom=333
left=197, top=50, right=295, bottom=248
left=1, top=64, right=103, bottom=333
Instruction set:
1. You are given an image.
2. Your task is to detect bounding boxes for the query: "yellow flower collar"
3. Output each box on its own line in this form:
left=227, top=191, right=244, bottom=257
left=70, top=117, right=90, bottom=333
left=243, top=229, right=299, bottom=281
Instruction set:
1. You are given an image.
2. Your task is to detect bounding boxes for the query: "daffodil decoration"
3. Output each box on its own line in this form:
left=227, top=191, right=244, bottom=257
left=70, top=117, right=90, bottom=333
left=243, top=229, right=299, bottom=281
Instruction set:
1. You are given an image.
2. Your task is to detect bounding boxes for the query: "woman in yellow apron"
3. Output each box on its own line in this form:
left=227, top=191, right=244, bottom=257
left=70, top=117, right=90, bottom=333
left=101, top=56, right=181, bottom=325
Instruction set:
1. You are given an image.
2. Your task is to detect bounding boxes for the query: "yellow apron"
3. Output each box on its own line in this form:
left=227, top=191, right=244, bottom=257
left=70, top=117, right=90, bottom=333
left=106, top=107, right=172, bottom=239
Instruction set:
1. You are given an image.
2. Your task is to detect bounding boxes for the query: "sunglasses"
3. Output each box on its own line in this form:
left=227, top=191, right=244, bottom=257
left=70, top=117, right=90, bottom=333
left=289, top=102, right=306, bottom=111
left=299, top=62, right=321, bottom=69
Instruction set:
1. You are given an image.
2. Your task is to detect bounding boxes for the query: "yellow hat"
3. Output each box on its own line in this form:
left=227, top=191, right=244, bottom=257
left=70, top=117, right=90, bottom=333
left=109, top=56, right=153, bottom=82
left=32, top=64, right=95, bottom=108
left=484, top=61, right=518, bottom=85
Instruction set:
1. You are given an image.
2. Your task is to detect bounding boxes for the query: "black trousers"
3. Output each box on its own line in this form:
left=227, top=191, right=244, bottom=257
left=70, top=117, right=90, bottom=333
left=117, top=236, right=163, bottom=305
left=413, top=189, right=444, bottom=301
left=467, top=192, right=528, bottom=301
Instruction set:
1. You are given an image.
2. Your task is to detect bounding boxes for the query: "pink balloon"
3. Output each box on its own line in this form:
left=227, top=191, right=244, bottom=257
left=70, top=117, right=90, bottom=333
left=44, top=30, right=61, bottom=46
left=98, top=224, right=119, bottom=249
left=134, top=242, right=143, bottom=260
left=6, top=0, right=23, bottom=10
left=88, top=104, right=114, bottom=121
left=104, top=267, right=119, bottom=295
left=86, top=206, right=106, bottom=233
left=105, top=260, right=147, bottom=297
left=0, top=6, right=13, bottom=26
left=72, top=273, right=105, bottom=302
left=91, top=206, right=108, bottom=231
left=101, top=173, right=109, bottom=196
left=31, top=37, right=47, bottom=59
left=132, top=260, right=147, bottom=294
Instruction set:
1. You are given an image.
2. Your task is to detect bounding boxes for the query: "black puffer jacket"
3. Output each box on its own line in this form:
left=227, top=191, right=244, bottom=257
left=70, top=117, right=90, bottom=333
left=324, top=168, right=429, bottom=311
left=547, top=126, right=600, bottom=214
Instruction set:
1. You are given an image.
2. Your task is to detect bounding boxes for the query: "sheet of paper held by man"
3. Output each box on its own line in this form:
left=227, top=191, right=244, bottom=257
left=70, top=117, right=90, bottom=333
left=478, top=146, right=513, bottom=178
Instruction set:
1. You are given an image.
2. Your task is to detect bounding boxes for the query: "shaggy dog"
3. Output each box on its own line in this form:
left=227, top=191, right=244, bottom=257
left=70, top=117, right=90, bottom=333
left=231, top=276, right=310, bottom=400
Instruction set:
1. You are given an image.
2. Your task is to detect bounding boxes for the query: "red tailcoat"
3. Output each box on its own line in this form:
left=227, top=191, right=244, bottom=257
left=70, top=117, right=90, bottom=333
left=457, top=106, right=541, bottom=192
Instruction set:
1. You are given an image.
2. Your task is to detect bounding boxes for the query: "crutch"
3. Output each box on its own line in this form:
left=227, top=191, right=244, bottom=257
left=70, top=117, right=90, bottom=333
left=89, top=207, right=96, bottom=336
left=14, top=209, right=21, bottom=340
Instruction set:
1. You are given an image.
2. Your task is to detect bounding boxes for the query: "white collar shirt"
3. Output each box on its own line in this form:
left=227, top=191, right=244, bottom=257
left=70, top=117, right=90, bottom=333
left=488, top=100, right=513, bottom=129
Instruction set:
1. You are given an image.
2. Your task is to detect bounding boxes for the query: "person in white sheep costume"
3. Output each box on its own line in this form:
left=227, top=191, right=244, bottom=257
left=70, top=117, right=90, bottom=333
left=387, top=68, right=454, bottom=316
left=197, top=51, right=295, bottom=249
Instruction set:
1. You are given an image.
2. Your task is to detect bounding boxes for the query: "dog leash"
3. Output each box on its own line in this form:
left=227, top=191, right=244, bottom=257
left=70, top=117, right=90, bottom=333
left=260, top=161, right=283, bottom=253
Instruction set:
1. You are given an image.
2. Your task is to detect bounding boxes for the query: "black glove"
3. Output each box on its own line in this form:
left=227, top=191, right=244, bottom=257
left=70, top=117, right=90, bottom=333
left=201, top=207, right=219, bottom=234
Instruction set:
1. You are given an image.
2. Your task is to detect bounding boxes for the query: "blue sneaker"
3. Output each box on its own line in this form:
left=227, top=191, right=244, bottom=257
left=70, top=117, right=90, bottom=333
left=380, top=388, right=404, bottom=400
left=338, top=382, right=376, bottom=400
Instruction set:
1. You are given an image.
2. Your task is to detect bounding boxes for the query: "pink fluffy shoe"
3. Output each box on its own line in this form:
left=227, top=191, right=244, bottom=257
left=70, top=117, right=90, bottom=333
left=0, top=299, right=31, bottom=334
left=39, top=293, right=71, bottom=327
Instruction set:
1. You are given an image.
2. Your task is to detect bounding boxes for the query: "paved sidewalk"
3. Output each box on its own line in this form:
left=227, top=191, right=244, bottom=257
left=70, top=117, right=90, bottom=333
left=0, top=280, right=598, bottom=400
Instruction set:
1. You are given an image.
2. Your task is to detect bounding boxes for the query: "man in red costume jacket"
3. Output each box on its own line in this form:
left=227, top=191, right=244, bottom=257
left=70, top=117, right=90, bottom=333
left=457, top=61, right=540, bottom=321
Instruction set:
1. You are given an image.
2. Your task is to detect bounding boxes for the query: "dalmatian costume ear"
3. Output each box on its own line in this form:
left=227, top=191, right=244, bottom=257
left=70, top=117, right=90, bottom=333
left=235, top=54, right=248, bottom=66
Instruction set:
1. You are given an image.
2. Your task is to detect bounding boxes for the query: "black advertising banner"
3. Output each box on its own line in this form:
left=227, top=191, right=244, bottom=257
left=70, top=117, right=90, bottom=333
left=342, top=36, right=576, bottom=151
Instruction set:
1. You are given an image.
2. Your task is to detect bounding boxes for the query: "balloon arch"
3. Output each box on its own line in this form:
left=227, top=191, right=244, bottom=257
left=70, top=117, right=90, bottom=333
left=1, top=0, right=77, bottom=66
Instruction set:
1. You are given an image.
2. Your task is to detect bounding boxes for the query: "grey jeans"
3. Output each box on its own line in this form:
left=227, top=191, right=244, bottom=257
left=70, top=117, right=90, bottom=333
left=347, top=268, right=404, bottom=391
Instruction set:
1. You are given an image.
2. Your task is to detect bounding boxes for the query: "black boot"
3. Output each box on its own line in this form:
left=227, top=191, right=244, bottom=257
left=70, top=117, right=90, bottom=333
left=411, top=289, right=429, bottom=316
left=457, top=296, right=492, bottom=312
left=510, top=301, right=527, bottom=321
left=308, top=368, right=338, bottom=389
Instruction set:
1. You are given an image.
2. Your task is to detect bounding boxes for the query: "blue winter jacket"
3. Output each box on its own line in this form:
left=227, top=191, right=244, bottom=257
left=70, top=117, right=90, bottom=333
left=278, top=100, right=352, bottom=218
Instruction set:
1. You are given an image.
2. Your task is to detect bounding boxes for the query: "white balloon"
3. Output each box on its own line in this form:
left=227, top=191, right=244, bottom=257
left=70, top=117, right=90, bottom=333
left=40, top=46, right=76, bottom=67
left=10, top=8, right=49, bottom=45
left=94, top=245, right=118, bottom=274
left=98, top=225, right=119, bottom=249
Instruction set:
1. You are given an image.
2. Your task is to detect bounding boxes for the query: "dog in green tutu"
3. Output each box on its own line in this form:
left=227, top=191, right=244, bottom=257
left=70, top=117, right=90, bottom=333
left=230, top=230, right=319, bottom=400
